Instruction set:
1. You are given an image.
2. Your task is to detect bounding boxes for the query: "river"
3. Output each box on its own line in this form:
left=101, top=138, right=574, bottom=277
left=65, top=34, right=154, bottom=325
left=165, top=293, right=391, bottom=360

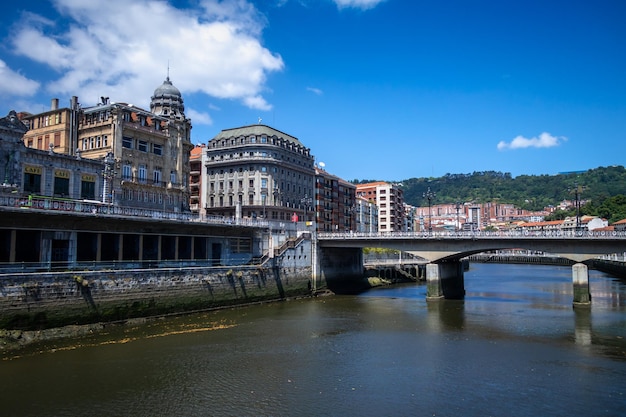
left=1, top=263, right=625, bottom=417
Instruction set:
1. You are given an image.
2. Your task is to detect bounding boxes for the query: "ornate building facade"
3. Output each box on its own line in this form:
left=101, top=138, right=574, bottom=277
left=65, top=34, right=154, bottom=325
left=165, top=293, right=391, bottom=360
left=1, top=110, right=104, bottom=204
left=203, top=124, right=315, bottom=222
left=19, top=77, right=193, bottom=212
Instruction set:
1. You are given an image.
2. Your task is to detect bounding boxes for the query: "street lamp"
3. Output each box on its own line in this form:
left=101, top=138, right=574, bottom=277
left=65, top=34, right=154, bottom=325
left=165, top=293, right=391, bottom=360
left=423, top=187, right=435, bottom=233
left=569, top=182, right=584, bottom=231
left=102, top=151, right=115, bottom=204
left=300, top=194, right=312, bottom=221
left=347, top=203, right=358, bottom=232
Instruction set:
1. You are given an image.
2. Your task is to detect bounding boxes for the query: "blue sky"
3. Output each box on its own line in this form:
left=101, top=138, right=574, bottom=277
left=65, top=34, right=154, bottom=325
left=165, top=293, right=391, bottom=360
left=1, top=0, right=625, bottom=181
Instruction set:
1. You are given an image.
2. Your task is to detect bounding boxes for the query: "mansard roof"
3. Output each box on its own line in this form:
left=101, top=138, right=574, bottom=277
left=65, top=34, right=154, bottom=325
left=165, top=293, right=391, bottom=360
left=212, top=124, right=304, bottom=147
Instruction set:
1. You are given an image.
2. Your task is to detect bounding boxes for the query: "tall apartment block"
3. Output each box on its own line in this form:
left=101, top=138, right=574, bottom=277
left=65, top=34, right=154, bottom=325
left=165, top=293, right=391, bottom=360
left=315, top=167, right=357, bottom=232
left=356, top=181, right=405, bottom=232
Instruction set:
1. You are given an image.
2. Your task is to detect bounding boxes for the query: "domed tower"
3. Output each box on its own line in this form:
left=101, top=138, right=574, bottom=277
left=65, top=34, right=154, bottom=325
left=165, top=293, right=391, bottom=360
left=150, top=75, right=193, bottom=211
left=150, top=76, right=185, bottom=119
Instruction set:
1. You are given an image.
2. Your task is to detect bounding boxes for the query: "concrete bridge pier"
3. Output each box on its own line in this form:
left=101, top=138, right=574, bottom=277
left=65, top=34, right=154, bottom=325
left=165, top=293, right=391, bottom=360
left=426, top=261, right=465, bottom=301
left=572, top=263, right=591, bottom=307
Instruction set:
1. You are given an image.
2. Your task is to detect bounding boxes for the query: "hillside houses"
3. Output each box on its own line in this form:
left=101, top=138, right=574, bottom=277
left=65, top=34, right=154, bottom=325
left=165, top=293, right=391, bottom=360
left=514, top=216, right=610, bottom=233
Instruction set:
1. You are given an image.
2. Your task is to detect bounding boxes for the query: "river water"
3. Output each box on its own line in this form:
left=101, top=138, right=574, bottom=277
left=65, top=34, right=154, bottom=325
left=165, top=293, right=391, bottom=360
left=1, top=263, right=625, bottom=417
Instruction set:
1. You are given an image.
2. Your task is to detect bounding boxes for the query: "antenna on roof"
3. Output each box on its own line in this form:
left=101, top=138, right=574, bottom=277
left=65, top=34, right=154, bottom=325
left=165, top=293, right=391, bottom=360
left=319, top=162, right=326, bottom=169
left=258, top=117, right=262, bottom=124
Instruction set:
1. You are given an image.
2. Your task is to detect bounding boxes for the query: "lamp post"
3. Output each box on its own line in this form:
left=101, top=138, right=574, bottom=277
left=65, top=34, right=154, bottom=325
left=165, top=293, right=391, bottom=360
left=455, top=201, right=461, bottom=232
left=102, top=151, right=115, bottom=204
left=569, top=182, right=584, bottom=231
left=423, top=187, right=435, bottom=233
left=300, top=194, right=312, bottom=222
left=262, top=192, right=267, bottom=218
left=347, top=203, right=358, bottom=232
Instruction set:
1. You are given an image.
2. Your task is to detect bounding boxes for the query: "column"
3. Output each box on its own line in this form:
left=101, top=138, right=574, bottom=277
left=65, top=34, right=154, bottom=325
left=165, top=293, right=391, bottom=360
left=426, top=263, right=443, bottom=300
left=572, top=263, right=591, bottom=307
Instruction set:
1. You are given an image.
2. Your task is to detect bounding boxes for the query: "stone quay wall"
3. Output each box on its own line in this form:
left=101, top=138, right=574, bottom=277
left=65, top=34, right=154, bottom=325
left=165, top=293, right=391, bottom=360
left=0, top=263, right=312, bottom=332
left=591, top=259, right=626, bottom=279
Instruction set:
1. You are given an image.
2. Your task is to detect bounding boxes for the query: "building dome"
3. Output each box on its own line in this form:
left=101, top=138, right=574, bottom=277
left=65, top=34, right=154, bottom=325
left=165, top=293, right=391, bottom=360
left=153, top=76, right=181, bottom=99
left=150, top=76, right=185, bottom=118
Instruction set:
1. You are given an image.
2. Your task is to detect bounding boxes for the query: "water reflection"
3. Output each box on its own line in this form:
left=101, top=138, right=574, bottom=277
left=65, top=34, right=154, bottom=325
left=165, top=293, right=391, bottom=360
left=574, top=308, right=592, bottom=347
left=426, top=299, right=465, bottom=332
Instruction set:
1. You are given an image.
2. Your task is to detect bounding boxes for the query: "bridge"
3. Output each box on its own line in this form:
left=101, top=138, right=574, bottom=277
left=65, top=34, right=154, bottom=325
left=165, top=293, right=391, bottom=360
left=314, top=230, right=626, bottom=307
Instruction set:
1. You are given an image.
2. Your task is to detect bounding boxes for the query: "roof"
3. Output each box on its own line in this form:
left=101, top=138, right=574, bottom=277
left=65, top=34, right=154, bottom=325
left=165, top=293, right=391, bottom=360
left=356, top=181, right=391, bottom=188
left=190, top=145, right=205, bottom=160
left=211, top=124, right=303, bottom=147
left=519, top=220, right=564, bottom=227
left=315, top=167, right=356, bottom=188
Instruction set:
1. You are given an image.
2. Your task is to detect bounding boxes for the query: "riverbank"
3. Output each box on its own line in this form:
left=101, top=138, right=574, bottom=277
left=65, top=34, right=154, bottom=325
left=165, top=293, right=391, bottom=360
left=0, top=291, right=326, bottom=357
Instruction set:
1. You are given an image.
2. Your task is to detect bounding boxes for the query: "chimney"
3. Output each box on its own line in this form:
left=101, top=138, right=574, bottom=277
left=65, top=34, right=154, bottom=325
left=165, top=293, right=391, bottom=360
left=51, top=98, right=59, bottom=110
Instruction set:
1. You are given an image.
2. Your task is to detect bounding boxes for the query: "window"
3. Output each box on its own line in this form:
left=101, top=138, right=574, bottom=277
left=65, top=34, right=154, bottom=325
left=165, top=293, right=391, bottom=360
left=81, top=176, right=96, bottom=200
left=170, top=171, right=176, bottom=185
left=122, top=164, right=132, bottom=180
left=53, top=171, right=70, bottom=197
left=153, top=144, right=163, bottom=155
left=122, top=137, right=133, bottom=149
left=96, top=136, right=101, bottom=148
left=261, top=178, right=267, bottom=188
left=138, top=141, right=148, bottom=152
left=138, top=165, right=147, bottom=183
left=103, top=135, right=108, bottom=147
left=153, top=169, right=161, bottom=185
left=23, top=167, right=42, bottom=193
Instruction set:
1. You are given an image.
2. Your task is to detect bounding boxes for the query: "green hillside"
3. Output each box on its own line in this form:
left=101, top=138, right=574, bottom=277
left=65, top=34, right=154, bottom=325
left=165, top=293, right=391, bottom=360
left=353, top=165, right=626, bottom=223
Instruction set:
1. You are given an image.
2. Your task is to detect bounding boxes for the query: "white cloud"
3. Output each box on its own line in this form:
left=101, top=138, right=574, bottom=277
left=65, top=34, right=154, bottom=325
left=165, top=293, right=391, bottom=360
left=306, top=86, right=323, bottom=95
left=186, top=108, right=213, bottom=126
left=0, top=59, right=40, bottom=96
left=333, top=0, right=386, bottom=10
left=497, top=132, right=567, bottom=151
left=7, top=0, right=283, bottom=110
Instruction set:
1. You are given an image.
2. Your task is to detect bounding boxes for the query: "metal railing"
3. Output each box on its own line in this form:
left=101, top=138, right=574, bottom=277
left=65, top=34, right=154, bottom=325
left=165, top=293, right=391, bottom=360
left=318, top=230, right=626, bottom=240
left=0, top=194, right=275, bottom=227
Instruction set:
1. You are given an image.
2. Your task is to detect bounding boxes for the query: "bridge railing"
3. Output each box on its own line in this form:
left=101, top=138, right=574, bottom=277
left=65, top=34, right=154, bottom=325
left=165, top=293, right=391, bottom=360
left=318, top=230, right=626, bottom=240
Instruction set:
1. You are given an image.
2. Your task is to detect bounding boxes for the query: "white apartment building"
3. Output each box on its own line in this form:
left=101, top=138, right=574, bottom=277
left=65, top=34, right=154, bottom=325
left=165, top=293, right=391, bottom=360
left=356, top=181, right=405, bottom=232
